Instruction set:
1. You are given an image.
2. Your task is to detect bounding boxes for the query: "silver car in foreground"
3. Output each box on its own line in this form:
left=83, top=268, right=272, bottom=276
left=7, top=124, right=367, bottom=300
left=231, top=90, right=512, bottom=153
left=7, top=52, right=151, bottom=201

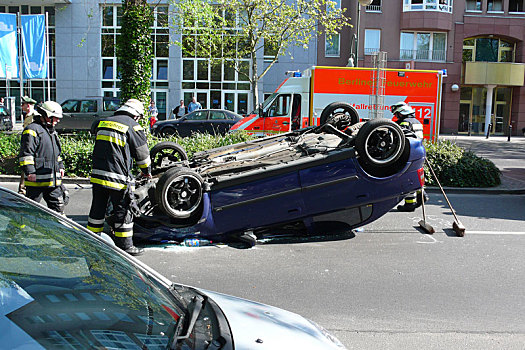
left=0, top=187, right=345, bottom=349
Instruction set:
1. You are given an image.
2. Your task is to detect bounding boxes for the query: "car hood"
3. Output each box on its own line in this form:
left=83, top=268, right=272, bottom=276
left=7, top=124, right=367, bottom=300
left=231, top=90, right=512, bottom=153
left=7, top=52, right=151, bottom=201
left=199, top=289, right=346, bottom=350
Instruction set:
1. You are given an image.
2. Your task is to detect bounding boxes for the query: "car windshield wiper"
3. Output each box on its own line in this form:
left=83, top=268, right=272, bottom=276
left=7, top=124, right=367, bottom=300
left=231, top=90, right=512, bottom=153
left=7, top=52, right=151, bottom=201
left=170, top=294, right=206, bottom=349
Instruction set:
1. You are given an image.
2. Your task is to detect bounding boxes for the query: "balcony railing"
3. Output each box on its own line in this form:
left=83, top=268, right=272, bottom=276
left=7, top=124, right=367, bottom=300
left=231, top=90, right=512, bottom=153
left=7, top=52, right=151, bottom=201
left=400, top=49, right=446, bottom=62
left=365, top=5, right=382, bottom=12
left=403, top=0, right=453, bottom=13
left=365, top=47, right=380, bottom=55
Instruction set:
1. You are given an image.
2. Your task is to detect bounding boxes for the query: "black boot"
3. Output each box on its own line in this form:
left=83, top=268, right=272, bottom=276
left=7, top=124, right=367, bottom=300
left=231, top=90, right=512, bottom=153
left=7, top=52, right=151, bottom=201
left=397, top=203, right=418, bottom=212
left=115, top=236, right=144, bottom=256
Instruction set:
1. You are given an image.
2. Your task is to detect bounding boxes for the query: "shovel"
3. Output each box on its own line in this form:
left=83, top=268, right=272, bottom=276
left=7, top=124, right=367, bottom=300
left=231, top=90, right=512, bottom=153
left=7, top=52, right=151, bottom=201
left=425, top=159, right=466, bottom=237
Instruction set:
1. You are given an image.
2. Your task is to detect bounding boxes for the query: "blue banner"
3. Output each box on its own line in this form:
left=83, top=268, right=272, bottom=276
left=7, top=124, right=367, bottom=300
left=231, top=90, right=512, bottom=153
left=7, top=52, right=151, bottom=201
left=21, top=15, right=47, bottom=79
left=0, top=14, right=18, bottom=79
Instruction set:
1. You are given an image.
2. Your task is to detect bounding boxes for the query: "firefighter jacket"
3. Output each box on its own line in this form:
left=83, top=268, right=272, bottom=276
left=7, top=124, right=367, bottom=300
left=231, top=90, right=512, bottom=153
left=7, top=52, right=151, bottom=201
left=19, top=119, right=64, bottom=188
left=396, top=115, right=424, bottom=139
left=90, top=113, right=151, bottom=190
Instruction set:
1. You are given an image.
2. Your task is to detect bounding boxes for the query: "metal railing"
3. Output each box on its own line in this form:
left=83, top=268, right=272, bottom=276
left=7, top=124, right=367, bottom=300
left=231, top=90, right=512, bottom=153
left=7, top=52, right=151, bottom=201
left=365, top=5, right=382, bottom=12
left=400, top=49, right=446, bottom=62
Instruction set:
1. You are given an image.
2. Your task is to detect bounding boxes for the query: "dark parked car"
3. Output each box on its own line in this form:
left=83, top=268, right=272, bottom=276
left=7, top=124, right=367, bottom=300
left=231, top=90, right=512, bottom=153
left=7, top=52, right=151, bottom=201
left=151, top=109, right=243, bottom=137
left=58, top=97, right=120, bottom=132
left=0, top=105, right=12, bottom=131
left=132, top=118, right=426, bottom=243
left=0, top=187, right=346, bottom=349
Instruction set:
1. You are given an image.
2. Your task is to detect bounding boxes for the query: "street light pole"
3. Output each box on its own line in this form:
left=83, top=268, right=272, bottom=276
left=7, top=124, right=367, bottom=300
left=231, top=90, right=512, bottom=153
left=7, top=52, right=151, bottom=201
left=354, top=0, right=373, bottom=68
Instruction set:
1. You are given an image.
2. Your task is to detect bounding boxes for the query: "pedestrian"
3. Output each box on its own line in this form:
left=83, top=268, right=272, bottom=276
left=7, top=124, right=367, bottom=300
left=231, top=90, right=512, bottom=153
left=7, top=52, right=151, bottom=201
left=18, top=96, right=40, bottom=195
left=173, top=99, right=188, bottom=119
left=87, top=98, right=152, bottom=256
left=390, top=101, right=429, bottom=212
left=187, top=96, right=202, bottom=113
left=18, top=101, right=67, bottom=214
left=148, top=100, right=158, bottom=130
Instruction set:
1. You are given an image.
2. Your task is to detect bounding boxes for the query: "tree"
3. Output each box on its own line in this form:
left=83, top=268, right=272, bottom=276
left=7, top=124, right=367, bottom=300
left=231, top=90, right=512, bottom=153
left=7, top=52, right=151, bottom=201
left=170, top=0, right=351, bottom=108
left=116, top=0, right=154, bottom=106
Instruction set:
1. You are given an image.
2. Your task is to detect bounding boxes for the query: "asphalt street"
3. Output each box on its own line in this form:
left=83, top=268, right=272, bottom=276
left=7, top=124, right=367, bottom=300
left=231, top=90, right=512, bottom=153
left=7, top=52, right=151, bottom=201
left=3, top=181, right=524, bottom=349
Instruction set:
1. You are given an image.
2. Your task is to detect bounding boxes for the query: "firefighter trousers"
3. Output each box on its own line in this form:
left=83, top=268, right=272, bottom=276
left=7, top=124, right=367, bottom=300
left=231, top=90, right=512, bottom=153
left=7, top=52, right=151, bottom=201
left=87, top=184, right=135, bottom=249
left=26, top=186, right=65, bottom=214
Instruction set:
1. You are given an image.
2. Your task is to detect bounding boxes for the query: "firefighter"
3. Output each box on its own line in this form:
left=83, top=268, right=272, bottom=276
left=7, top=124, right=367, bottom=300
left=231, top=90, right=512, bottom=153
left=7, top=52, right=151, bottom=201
left=18, top=96, right=40, bottom=195
left=391, top=102, right=428, bottom=212
left=19, top=101, right=66, bottom=214
left=87, top=98, right=152, bottom=256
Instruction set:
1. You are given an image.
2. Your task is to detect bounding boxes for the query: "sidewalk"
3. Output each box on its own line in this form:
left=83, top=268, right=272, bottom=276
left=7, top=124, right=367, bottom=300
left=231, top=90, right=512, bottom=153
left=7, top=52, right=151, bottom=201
left=435, top=135, right=525, bottom=194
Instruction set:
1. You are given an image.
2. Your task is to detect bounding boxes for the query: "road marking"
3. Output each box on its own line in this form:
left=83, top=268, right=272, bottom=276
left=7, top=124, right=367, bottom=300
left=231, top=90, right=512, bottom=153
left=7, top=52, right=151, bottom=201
left=467, top=231, right=525, bottom=235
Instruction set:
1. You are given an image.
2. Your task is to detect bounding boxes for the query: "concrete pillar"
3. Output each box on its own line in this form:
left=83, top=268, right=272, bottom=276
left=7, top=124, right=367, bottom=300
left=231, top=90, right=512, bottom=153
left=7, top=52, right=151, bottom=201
left=485, top=84, right=496, bottom=134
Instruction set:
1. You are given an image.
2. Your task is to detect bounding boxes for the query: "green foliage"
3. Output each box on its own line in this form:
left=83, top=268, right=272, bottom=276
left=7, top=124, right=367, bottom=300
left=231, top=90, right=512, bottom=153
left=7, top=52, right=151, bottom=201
left=117, top=0, right=154, bottom=105
left=0, top=131, right=255, bottom=177
left=424, top=140, right=501, bottom=188
left=170, top=0, right=351, bottom=106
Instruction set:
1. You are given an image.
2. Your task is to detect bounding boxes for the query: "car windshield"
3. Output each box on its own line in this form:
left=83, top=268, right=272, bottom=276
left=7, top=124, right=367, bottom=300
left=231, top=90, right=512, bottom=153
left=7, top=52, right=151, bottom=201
left=0, top=189, right=186, bottom=349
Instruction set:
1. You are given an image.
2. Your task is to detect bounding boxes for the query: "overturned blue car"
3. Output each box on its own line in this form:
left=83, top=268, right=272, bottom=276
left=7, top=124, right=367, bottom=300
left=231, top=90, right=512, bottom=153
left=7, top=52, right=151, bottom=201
left=133, top=118, right=426, bottom=243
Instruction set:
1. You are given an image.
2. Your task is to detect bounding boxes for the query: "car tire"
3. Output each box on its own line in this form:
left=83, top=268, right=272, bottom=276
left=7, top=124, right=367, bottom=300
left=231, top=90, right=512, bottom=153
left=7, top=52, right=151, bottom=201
left=155, top=167, right=204, bottom=220
left=150, top=141, right=188, bottom=175
left=355, top=118, right=408, bottom=177
left=320, top=102, right=359, bottom=130
left=161, top=127, right=177, bottom=137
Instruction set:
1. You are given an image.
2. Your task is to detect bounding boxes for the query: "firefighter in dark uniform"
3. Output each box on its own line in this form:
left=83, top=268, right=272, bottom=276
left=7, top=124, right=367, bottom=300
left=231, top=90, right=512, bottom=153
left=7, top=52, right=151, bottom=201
left=87, top=99, right=152, bottom=256
left=19, top=101, right=66, bottom=214
left=391, top=102, right=428, bottom=212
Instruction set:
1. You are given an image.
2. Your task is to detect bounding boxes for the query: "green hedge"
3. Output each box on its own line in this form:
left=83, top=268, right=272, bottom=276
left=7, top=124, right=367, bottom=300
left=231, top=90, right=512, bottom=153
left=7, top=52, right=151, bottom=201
left=0, top=131, right=255, bottom=178
left=424, top=140, right=501, bottom=187
left=0, top=132, right=501, bottom=188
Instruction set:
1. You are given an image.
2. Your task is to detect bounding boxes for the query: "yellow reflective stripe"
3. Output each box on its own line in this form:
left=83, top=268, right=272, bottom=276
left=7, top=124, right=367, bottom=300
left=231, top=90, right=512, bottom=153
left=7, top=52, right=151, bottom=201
left=90, top=177, right=127, bottom=189
left=133, top=125, right=143, bottom=131
left=20, top=160, right=35, bottom=166
left=114, top=231, right=133, bottom=237
left=87, top=225, right=104, bottom=233
left=138, top=162, right=150, bottom=169
left=23, top=129, right=37, bottom=137
left=405, top=198, right=416, bottom=203
left=98, top=120, right=129, bottom=133
left=96, top=134, right=126, bottom=147
left=25, top=180, right=62, bottom=187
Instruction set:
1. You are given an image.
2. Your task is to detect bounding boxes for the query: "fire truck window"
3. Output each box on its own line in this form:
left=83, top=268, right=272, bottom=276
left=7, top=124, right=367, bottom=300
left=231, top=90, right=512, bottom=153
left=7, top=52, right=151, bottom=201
left=267, top=94, right=291, bottom=117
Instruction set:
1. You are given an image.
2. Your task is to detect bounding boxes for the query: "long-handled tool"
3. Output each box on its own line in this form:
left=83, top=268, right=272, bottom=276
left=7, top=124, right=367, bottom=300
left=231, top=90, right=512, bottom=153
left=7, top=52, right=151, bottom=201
left=425, top=159, right=466, bottom=237
left=418, top=185, right=435, bottom=234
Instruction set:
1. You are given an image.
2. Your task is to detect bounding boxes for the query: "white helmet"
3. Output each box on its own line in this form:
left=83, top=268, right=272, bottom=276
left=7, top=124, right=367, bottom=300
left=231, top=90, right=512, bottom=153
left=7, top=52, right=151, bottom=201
left=390, top=101, right=408, bottom=114
left=117, top=98, right=144, bottom=118
left=394, top=105, right=415, bottom=116
left=37, top=101, right=63, bottom=119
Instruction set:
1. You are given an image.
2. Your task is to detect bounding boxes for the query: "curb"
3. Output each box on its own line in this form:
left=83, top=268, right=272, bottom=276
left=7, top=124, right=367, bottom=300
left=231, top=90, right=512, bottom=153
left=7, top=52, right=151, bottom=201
left=1, top=175, right=523, bottom=194
left=0, top=175, right=91, bottom=185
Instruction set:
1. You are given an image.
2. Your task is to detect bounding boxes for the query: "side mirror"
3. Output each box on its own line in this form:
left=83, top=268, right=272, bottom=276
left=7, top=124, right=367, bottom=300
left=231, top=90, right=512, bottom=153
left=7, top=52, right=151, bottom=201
left=258, top=103, right=264, bottom=118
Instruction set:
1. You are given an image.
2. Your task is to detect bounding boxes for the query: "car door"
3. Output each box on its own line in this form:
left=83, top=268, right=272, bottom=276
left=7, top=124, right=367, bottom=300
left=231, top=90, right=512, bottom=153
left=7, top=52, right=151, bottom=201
left=76, top=100, right=100, bottom=130
left=208, top=110, right=230, bottom=135
left=177, top=110, right=208, bottom=137
left=263, top=94, right=292, bottom=135
left=59, top=100, right=81, bottom=131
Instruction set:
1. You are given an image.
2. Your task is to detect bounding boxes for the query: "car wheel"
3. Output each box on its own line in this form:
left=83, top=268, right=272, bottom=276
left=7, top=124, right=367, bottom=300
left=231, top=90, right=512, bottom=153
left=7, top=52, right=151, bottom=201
left=161, top=127, right=177, bottom=137
left=355, top=118, right=407, bottom=177
left=320, top=102, right=359, bottom=130
left=155, top=167, right=204, bottom=219
left=150, top=141, right=188, bottom=175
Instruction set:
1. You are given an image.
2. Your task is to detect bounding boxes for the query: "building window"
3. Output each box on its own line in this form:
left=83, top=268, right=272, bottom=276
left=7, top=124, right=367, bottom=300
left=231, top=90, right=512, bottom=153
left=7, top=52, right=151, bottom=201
left=462, top=37, right=515, bottom=62
left=466, top=0, right=482, bottom=11
left=487, top=0, right=503, bottom=11
left=325, top=34, right=340, bottom=57
left=509, top=0, right=524, bottom=12
left=364, top=29, right=381, bottom=55
left=400, top=32, right=446, bottom=61
left=366, top=0, right=382, bottom=12
left=404, top=0, right=453, bottom=12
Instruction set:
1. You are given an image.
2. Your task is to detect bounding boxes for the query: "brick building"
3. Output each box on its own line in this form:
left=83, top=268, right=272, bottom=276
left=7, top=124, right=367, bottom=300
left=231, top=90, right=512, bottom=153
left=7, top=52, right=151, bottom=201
left=318, top=0, right=525, bottom=136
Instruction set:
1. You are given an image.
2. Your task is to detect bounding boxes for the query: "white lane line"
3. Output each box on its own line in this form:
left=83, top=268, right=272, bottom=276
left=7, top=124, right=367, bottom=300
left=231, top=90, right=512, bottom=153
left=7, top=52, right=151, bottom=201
left=467, top=231, right=525, bottom=235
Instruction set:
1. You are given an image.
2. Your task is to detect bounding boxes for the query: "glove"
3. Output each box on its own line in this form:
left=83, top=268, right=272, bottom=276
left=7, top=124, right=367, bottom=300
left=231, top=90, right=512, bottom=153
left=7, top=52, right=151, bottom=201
left=27, top=173, right=36, bottom=182
left=140, top=172, right=152, bottom=179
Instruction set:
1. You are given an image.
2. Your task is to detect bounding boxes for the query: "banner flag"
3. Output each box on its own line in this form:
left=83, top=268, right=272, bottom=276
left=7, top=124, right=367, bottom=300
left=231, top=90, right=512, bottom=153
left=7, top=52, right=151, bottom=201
left=21, top=15, right=47, bottom=79
left=0, top=14, right=18, bottom=79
